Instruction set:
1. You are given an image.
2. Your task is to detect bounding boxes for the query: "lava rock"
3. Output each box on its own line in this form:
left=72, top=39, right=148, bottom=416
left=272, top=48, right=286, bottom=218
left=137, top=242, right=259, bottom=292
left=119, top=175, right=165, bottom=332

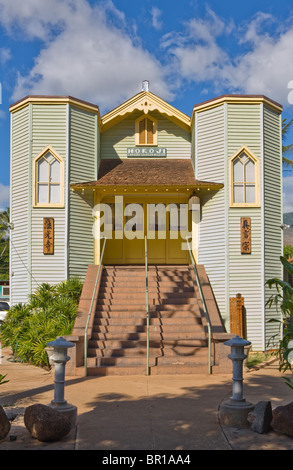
left=271, top=401, right=293, bottom=438
left=24, top=404, right=71, bottom=442
left=247, top=401, right=272, bottom=433
left=0, top=405, right=11, bottom=440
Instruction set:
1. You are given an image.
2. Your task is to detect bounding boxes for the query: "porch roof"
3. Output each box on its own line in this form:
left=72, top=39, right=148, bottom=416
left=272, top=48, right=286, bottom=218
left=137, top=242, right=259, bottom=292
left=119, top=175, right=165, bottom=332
left=70, top=158, right=223, bottom=190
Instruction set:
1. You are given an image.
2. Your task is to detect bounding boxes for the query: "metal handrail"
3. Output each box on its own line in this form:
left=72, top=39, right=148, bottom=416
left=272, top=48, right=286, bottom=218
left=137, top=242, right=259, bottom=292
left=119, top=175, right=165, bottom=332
left=186, top=237, right=212, bottom=374
left=84, top=237, right=107, bottom=377
left=145, top=236, right=150, bottom=375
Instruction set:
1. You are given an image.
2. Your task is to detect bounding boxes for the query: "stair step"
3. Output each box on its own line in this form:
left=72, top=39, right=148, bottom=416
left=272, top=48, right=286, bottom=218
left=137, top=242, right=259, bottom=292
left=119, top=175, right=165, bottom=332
left=80, top=264, right=211, bottom=376
left=93, top=317, right=202, bottom=326
left=90, top=331, right=205, bottom=341
left=88, top=346, right=163, bottom=358
left=88, top=355, right=159, bottom=367
left=96, top=303, right=201, bottom=312
left=88, top=339, right=163, bottom=349
left=97, top=298, right=197, bottom=306
left=83, top=365, right=149, bottom=376
left=88, top=338, right=207, bottom=350
left=100, top=281, right=193, bottom=288
left=93, top=324, right=203, bottom=334
left=76, top=363, right=210, bottom=376
left=98, top=292, right=195, bottom=300
left=95, top=309, right=202, bottom=318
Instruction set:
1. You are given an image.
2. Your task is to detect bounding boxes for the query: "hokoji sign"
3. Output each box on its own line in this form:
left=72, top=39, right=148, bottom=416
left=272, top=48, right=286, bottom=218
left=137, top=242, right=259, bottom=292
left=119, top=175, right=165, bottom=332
left=127, top=147, right=167, bottom=157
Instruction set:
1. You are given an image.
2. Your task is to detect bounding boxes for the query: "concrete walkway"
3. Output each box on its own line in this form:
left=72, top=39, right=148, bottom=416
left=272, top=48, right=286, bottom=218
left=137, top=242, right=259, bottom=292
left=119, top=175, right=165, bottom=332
left=1, top=345, right=293, bottom=451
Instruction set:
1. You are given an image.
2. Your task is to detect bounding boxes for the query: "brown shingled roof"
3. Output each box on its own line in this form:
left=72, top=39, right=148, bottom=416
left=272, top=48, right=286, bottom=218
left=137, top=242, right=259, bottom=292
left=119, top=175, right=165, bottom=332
left=71, top=158, right=223, bottom=189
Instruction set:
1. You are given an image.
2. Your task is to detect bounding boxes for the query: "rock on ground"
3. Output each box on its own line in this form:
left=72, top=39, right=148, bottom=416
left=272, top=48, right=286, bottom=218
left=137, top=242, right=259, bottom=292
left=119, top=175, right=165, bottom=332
left=271, top=402, right=293, bottom=438
left=247, top=401, right=273, bottom=434
left=0, top=405, right=11, bottom=440
left=24, top=404, right=71, bottom=442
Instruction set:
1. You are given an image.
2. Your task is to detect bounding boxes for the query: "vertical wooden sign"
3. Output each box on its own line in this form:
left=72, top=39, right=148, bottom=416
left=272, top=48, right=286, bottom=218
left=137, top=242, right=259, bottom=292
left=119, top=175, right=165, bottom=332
left=43, top=218, right=54, bottom=255
left=230, top=294, right=245, bottom=338
left=241, top=217, right=251, bottom=254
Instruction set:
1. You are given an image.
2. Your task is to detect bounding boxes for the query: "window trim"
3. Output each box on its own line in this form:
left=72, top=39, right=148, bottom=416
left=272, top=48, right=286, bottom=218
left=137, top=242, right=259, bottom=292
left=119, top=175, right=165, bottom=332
left=33, top=146, right=64, bottom=208
left=229, top=146, right=260, bottom=207
left=135, top=114, right=157, bottom=146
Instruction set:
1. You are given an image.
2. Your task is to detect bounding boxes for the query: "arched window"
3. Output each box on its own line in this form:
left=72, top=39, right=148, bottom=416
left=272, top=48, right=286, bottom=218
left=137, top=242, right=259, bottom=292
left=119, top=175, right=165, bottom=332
left=135, top=115, right=157, bottom=146
left=33, top=147, right=64, bottom=207
left=230, top=147, right=260, bottom=206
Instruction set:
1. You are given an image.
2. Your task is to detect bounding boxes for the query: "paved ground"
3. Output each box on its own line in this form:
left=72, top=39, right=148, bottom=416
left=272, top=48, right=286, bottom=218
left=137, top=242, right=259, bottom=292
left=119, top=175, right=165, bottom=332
left=1, top=345, right=293, bottom=452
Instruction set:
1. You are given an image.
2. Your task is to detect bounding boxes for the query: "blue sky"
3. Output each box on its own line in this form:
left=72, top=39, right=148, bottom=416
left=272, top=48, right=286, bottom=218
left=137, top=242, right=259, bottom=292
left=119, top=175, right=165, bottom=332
left=0, top=0, right=293, bottom=212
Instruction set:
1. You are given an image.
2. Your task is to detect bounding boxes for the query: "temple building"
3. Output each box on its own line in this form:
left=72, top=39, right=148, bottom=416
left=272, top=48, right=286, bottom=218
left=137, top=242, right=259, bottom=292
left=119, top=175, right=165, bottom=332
left=9, top=82, right=283, bottom=374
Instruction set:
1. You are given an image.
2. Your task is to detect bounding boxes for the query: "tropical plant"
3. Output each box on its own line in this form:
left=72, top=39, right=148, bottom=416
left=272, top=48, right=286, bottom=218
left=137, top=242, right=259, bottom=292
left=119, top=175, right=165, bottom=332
left=0, top=208, right=10, bottom=280
left=0, top=374, right=8, bottom=385
left=0, top=208, right=10, bottom=241
left=284, top=245, right=293, bottom=260
left=282, top=118, right=293, bottom=167
left=266, top=256, right=293, bottom=389
left=0, top=277, right=83, bottom=368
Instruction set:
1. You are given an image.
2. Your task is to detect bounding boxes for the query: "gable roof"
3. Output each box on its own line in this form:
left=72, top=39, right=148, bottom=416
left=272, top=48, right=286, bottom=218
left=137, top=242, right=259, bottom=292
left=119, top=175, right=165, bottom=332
left=101, top=91, right=191, bottom=132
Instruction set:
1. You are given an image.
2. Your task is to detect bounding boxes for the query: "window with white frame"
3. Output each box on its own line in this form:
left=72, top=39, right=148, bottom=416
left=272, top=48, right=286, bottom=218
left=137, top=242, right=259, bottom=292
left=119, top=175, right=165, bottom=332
left=230, top=147, right=259, bottom=206
left=34, top=148, right=64, bottom=207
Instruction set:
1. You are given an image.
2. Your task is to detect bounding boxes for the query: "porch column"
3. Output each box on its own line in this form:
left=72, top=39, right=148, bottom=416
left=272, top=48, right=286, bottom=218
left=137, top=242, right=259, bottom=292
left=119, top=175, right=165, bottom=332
left=94, top=191, right=101, bottom=264
left=189, top=195, right=200, bottom=263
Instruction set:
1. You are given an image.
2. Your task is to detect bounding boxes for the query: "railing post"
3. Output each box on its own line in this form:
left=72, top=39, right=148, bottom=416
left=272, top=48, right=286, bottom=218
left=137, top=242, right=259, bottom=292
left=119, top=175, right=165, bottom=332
left=186, top=236, right=212, bottom=374
left=145, top=236, right=150, bottom=376
left=84, top=237, right=107, bottom=377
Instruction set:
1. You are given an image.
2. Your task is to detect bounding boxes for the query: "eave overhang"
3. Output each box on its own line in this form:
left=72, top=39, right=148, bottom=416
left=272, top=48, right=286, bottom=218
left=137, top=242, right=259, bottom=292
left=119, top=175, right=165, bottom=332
left=101, top=91, right=191, bottom=132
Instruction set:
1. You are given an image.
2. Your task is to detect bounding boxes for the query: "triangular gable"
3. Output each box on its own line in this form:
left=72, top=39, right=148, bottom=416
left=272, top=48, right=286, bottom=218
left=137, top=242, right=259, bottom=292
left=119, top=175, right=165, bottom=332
left=101, top=91, right=191, bottom=132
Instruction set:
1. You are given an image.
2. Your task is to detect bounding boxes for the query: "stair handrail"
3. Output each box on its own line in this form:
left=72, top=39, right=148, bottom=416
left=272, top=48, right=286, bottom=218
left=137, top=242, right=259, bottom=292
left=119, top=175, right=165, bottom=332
left=84, top=237, right=107, bottom=377
left=186, top=236, right=212, bottom=374
left=145, top=235, right=150, bottom=375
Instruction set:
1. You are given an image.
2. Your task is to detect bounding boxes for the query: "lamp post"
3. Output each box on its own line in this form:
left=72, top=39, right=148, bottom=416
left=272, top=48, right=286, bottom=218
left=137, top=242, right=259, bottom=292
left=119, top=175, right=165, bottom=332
left=219, top=335, right=254, bottom=427
left=46, top=336, right=77, bottom=426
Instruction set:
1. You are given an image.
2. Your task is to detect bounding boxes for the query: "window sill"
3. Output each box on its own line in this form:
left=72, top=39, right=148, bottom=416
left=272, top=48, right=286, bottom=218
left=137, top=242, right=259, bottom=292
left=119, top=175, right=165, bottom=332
left=33, top=204, right=65, bottom=209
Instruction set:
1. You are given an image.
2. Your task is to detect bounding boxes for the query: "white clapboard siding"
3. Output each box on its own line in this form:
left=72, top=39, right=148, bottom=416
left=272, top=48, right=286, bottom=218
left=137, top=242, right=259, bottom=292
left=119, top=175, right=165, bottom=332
left=227, top=103, right=264, bottom=350
left=101, top=111, right=191, bottom=159
left=31, top=104, right=67, bottom=291
left=263, top=106, right=283, bottom=349
left=196, top=105, right=227, bottom=320
left=10, top=106, right=30, bottom=305
left=68, top=106, right=97, bottom=279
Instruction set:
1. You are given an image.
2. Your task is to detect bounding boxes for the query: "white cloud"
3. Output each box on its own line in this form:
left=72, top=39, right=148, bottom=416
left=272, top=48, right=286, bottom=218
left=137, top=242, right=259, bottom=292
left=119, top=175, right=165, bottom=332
left=283, top=175, right=293, bottom=214
left=0, top=47, right=11, bottom=64
left=0, top=0, right=174, bottom=112
left=1, top=2, right=293, bottom=112
left=151, top=7, right=162, bottom=31
left=161, top=9, right=293, bottom=106
left=0, top=184, right=9, bottom=211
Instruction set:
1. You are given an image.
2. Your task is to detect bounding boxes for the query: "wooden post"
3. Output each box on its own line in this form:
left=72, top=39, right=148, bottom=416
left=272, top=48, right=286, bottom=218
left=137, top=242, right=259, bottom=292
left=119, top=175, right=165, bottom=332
left=230, top=293, right=245, bottom=338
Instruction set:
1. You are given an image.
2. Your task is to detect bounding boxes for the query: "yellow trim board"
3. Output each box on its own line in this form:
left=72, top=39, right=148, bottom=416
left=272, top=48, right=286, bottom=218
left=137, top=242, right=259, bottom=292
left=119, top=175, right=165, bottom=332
left=101, top=91, right=191, bottom=132
left=9, top=95, right=101, bottom=124
left=191, top=94, right=282, bottom=125
left=229, top=145, right=261, bottom=207
left=32, top=145, right=65, bottom=208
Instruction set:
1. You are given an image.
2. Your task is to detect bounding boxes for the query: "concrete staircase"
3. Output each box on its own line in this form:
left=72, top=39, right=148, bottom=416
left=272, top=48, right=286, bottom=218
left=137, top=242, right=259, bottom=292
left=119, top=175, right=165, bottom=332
left=76, top=265, right=225, bottom=376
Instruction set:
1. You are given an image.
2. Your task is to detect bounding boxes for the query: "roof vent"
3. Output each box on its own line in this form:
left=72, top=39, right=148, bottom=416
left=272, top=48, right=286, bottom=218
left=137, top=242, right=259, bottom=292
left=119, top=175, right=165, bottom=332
left=142, top=80, right=149, bottom=92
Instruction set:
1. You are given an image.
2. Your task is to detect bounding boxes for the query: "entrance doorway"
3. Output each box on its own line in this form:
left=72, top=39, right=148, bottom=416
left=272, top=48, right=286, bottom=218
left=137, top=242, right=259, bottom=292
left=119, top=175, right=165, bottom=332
left=100, top=196, right=190, bottom=265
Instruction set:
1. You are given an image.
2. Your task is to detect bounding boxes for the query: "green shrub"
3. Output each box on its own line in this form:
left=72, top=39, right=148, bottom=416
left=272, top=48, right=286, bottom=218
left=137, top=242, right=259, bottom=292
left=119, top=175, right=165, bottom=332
left=266, top=256, right=293, bottom=388
left=0, top=278, right=83, bottom=368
